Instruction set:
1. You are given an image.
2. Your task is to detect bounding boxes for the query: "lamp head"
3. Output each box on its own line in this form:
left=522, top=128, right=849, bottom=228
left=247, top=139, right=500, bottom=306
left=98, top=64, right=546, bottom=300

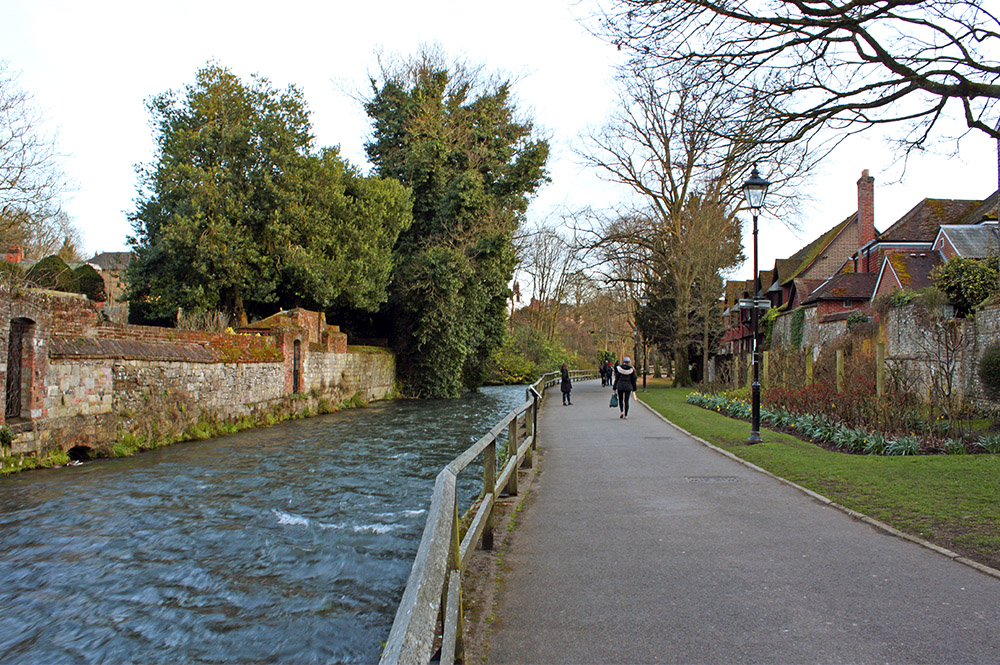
left=742, top=164, right=770, bottom=211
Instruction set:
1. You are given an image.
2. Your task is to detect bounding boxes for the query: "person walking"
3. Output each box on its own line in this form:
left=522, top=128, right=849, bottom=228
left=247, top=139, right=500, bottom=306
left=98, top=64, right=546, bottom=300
left=560, top=362, right=573, bottom=405
left=614, top=357, right=637, bottom=419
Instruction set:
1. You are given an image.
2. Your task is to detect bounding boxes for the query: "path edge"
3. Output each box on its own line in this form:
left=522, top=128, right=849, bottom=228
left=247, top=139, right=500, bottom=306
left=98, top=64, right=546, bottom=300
left=635, top=396, right=1000, bottom=581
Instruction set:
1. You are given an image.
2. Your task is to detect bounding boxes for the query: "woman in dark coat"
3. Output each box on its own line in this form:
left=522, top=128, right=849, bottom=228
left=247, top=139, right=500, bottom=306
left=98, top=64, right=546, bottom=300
left=560, top=362, right=572, bottom=405
left=613, top=357, right=637, bottom=419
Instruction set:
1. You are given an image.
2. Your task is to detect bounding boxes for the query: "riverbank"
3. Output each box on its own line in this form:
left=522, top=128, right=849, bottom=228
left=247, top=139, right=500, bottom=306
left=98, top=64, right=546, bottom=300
left=0, top=390, right=380, bottom=475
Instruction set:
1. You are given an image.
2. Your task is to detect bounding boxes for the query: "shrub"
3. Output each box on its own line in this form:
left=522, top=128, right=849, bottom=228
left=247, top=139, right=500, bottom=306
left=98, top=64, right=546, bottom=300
left=74, top=264, right=106, bottom=301
left=26, top=255, right=78, bottom=293
left=978, top=344, right=1000, bottom=401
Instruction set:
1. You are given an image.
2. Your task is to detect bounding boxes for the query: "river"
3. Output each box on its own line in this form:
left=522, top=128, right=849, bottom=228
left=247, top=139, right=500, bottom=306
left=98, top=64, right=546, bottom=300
left=0, top=385, right=528, bottom=664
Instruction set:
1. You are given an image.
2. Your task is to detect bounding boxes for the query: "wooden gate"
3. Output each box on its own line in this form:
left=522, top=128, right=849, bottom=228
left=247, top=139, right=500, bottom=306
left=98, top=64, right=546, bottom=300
left=293, top=340, right=301, bottom=394
left=5, top=320, right=29, bottom=419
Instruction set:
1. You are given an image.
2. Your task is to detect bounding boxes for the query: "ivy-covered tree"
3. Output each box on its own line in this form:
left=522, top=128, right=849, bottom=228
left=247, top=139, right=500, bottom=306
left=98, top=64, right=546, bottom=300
left=931, top=256, right=999, bottom=318
left=365, top=50, right=549, bottom=397
left=127, top=63, right=411, bottom=324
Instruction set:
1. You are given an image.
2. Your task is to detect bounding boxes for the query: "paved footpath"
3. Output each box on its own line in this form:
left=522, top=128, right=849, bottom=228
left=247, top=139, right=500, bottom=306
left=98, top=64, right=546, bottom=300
left=488, top=380, right=1000, bottom=664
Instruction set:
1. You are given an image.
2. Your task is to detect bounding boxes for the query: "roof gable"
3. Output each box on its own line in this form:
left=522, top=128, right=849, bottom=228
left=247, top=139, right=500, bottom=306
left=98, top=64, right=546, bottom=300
left=884, top=252, right=942, bottom=290
left=934, top=223, right=999, bottom=259
left=780, top=214, right=855, bottom=285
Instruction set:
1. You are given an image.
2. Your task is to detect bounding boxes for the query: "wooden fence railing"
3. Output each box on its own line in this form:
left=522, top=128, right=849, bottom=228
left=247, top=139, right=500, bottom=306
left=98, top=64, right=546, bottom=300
left=379, top=369, right=598, bottom=665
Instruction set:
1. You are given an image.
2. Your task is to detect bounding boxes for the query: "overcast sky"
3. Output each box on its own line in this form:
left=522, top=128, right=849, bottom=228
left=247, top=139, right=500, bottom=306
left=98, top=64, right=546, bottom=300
left=2, top=0, right=997, bottom=281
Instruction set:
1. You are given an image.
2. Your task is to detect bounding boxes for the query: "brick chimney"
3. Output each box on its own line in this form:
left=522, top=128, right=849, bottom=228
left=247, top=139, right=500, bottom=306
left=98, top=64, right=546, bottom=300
left=857, top=169, right=876, bottom=247
left=5, top=246, right=23, bottom=263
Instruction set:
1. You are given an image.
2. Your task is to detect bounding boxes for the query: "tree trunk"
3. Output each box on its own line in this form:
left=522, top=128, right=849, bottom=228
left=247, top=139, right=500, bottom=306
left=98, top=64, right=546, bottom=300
left=233, top=288, right=248, bottom=328
left=702, top=313, right=710, bottom=386
left=672, top=345, right=693, bottom=386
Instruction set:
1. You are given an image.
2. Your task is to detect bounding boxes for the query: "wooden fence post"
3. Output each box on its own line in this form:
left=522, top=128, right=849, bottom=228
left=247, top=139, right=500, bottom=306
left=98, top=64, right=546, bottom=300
left=523, top=412, right=534, bottom=468
left=482, top=439, right=495, bottom=551
left=836, top=349, right=844, bottom=393
left=876, top=341, right=885, bottom=398
left=444, top=500, right=464, bottom=663
left=806, top=351, right=813, bottom=386
left=762, top=351, right=769, bottom=388
left=506, top=420, right=519, bottom=496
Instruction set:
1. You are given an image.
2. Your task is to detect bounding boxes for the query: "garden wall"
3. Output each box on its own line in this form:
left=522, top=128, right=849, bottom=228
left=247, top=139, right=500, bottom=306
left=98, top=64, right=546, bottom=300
left=755, top=300, right=1000, bottom=405
left=0, top=289, right=394, bottom=457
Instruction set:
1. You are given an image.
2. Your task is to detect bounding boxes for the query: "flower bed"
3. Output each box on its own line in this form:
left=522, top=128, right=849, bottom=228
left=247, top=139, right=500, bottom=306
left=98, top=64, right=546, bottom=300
left=686, top=390, right=999, bottom=455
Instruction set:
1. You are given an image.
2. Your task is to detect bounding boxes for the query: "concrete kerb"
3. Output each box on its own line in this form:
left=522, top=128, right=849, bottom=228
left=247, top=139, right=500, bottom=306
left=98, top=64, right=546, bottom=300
left=634, top=395, right=1000, bottom=582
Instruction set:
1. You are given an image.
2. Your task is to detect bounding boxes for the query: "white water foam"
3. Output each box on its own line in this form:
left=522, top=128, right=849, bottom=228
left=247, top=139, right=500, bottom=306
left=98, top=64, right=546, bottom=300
left=272, top=509, right=310, bottom=527
left=352, top=523, right=405, bottom=534
left=375, top=509, right=427, bottom=519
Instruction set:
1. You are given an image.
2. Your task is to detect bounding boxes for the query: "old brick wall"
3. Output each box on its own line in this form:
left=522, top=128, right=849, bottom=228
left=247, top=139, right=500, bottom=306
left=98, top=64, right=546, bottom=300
left=1, top=289, right=396, bottom=457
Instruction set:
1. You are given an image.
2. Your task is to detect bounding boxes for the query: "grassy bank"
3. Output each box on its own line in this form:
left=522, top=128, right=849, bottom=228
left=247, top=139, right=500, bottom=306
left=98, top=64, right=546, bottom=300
left=639, top=380, right=1000, bottom=570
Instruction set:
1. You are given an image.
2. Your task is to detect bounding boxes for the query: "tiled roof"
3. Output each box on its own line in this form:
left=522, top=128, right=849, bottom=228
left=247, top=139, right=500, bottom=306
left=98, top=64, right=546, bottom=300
left=724, top=279, right=754, bottom=306
left=780, top=214, right=855, bottom=285
left=884, top=252, right=943, bottom=290
left=803, top=273, right=878, bottom=304
left=937, top=224, right=999, bottom=258
left=959, top=189, right=999, bottom=224
left=87, top=252, right=132, bottom=271
left=793, top=278, right=826, bottom=303
left=879, top=199, right=981, bottom=242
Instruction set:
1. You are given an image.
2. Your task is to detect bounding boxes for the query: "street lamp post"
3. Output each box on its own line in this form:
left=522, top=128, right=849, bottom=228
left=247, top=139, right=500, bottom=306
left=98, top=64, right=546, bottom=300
left=743, top=164, right=770, bottom=444
left=639, top=291, right=649, bottom=391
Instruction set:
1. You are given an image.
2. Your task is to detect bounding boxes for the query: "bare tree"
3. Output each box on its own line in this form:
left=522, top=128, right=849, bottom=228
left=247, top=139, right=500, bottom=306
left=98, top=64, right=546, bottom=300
left=0, top=62, right=69, bottom=252
left=596, top=0, right=1000, bottom=152
left=517, top=225, right=582, bottom=341
left=581, top=69, right=810, bottom=384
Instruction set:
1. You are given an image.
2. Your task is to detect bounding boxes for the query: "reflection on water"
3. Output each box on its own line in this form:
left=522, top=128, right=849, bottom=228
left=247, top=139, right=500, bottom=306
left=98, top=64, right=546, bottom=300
left=0, top=385, right=527, bottom=664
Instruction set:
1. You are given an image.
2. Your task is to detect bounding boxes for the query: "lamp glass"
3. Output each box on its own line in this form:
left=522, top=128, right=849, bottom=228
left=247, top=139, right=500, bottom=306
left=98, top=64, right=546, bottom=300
left=742, top=166, right=770, bottom=211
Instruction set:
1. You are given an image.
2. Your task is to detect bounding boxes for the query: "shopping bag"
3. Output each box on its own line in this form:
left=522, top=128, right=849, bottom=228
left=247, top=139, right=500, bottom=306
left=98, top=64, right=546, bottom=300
left=610, top=392, right=618, bottom=408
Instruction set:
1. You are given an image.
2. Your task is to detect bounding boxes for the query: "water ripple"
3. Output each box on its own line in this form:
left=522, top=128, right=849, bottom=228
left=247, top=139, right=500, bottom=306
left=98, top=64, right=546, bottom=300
left=0, top=385, right=526, bottom=664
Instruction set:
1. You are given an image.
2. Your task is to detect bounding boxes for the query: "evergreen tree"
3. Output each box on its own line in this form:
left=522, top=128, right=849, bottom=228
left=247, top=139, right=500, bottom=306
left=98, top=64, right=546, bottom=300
left=127, top=63, right=411, bottom=324
left=365, top=50, right=549, bottom=397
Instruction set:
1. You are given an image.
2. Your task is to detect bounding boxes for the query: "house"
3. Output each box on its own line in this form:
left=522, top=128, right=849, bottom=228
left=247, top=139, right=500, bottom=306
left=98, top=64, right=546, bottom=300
left=86, top=252, right=132, bottom=308
left=867, top=194, right=997, bottom=301
left=932, top=222, right=999, bottom=260
left=722, top=170, right=881, bottom=354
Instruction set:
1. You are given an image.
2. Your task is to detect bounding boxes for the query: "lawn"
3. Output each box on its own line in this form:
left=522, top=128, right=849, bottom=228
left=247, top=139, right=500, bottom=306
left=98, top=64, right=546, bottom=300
left=639, top=379, right=1000, bottom=571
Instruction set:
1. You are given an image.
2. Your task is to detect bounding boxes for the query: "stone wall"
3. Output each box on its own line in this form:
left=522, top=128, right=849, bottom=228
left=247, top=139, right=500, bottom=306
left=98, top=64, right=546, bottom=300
left=1, top=289, right=395, bottom=457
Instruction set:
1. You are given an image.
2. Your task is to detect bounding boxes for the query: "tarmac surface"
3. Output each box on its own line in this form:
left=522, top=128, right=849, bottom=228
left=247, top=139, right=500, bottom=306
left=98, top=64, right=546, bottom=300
left=487, top=380, right=1000, bottom=664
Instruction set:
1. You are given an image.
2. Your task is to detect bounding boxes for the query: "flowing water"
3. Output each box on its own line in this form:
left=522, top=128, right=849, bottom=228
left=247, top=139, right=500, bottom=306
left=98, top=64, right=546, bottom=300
left=0, top=385, right=528, bottom=665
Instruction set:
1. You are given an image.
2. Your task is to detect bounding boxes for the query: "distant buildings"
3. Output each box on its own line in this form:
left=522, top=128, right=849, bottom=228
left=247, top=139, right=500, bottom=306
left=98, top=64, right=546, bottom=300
left=720, top=169, right=999, bottom=357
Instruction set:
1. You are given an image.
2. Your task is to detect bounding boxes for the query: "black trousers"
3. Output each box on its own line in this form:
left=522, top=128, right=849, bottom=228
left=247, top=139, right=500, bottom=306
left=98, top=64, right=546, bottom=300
left=617, top=390, right=631, bottom=415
